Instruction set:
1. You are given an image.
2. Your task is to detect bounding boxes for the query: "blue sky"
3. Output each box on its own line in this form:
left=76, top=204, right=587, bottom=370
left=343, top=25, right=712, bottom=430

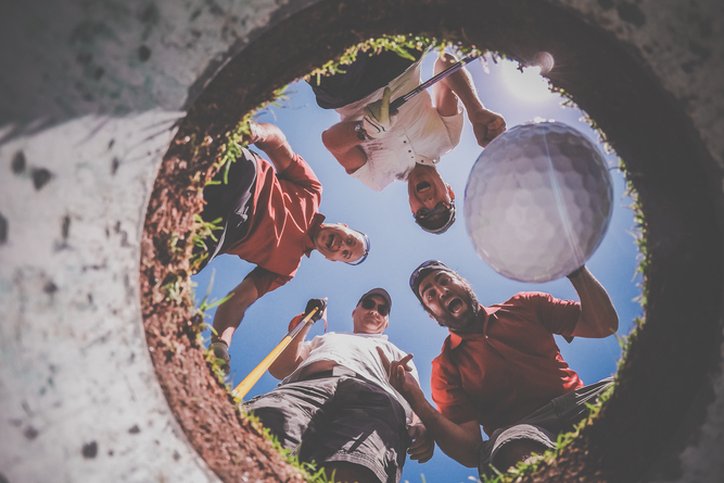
left=192, top=52, right=641, bottom=482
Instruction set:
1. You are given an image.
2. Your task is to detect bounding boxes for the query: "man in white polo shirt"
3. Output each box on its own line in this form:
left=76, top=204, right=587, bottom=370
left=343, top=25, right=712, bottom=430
left=244, top=288, right=433, bottom=483
left=313, top=49, right=506, bottom=234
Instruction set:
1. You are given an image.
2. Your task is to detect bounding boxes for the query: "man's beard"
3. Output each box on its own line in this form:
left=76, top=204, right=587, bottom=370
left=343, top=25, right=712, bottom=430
left=440, top=282, right=481, bottom=333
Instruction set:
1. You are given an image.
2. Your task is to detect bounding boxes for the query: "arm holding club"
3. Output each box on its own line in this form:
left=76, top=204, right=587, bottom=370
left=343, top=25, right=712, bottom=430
left=268, top=298, right=327, bottom=379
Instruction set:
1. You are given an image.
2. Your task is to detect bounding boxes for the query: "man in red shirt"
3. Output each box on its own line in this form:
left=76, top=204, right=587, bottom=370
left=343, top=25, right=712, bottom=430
left=196, top=121, right=370, bottom=372
left=380, top=260, right=618, bottom=475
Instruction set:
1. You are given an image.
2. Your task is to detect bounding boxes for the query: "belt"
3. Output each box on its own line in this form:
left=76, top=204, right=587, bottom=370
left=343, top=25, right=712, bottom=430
left=296, top=365, right=357, bottom=382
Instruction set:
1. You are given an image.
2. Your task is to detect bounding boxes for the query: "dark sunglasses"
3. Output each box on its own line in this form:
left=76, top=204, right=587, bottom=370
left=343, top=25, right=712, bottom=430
left=360, top=298, right=390, bottom=316
left=414, top=201, right=451, bottom=222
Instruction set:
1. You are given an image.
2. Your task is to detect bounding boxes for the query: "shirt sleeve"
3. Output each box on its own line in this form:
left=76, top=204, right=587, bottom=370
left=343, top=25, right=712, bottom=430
left=525, top=291, right=581, bottom=341
left=431, top=354, right=477, bottom=424
left=245, top=266, right=291, bottom=297
left=439, top=109, right=464, bottom=151
left=276, top=152, right=322, bottom=201
left=297, top=337, right=318, bottom=361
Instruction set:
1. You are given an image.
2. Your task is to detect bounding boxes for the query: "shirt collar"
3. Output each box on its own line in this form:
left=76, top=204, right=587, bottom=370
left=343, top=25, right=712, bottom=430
left=352, top=332, right=389, bottom=340
left=447, top=305, right=495, bottom=350
left=305, top=213, right=326, bottom=256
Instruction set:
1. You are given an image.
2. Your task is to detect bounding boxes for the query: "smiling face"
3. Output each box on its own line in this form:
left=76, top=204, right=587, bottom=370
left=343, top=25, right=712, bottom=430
left=417, top=270, right=481, bottom=333
left=407, top=164, right=454, bottom=218
left=352, top=294, right=390, bottom=335
left=314, top=224, right=366, bottom=263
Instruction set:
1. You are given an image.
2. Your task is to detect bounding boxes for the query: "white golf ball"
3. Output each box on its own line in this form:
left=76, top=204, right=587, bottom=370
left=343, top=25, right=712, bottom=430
left=464, top=121, right=613, bottom=282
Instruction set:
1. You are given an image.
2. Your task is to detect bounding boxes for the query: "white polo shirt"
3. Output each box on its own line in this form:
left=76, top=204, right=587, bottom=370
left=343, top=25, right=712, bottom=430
left=283, top=332, right=420, bottom=423
left=336, top=58, right=464, bottom=191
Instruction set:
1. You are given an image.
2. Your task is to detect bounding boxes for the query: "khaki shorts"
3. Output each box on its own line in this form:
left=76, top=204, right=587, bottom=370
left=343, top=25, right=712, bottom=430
left=480, top=377, right=614, bottom=475
left=244, top=373, right=409, bottom=483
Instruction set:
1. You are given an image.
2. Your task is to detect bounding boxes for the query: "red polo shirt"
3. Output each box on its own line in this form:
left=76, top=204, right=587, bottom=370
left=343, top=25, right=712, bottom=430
left=431, top=292, right=583, bottom=435
left=226, top=152, right=322, bottom=296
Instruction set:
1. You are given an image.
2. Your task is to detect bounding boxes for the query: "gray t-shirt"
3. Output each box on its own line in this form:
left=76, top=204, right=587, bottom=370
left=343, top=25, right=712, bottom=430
left=283, top=332, right=419, bottom=422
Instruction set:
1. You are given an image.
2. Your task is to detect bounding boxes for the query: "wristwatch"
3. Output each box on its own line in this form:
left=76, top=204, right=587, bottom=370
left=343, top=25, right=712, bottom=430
left=354, top=121, right=369, bottom=141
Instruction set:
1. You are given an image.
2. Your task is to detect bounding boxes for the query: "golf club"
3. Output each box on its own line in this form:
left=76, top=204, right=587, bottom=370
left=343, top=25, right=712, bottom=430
left=232, top=304, right=323, bottom=399
left=389, top=54, right=479, bottom=112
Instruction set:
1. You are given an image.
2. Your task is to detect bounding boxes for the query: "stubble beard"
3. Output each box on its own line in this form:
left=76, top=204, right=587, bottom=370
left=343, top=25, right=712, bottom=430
left=445, top=283, right=481, bottom=333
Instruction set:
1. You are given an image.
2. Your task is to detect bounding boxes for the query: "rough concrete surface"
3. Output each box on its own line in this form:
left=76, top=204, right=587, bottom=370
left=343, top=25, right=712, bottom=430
left=1, top=0, right=722, bottom=482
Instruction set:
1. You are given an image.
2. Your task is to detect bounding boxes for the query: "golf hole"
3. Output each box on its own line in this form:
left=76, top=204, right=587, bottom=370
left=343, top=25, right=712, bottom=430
left=139, top=1, right=723, bottom=481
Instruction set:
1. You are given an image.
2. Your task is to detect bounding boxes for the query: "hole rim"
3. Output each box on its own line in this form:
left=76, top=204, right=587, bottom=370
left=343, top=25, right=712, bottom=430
left=140, top=1, right=724, bottom=481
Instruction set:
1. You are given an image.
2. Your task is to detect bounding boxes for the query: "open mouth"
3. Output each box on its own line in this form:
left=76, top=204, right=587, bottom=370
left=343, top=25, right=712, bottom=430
left=415, top=181, right=431, bottom=193
left=447, top=298, right=464, bottom=315
left=326, top=233, right=336, bottom=251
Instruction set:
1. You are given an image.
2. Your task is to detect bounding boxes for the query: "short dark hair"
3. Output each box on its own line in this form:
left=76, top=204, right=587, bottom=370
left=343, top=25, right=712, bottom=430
left=409, top=260, right=458, bottom=304
left=415, top=202, right=456, bottom=234
left=409, top=260, right=479, bottom=325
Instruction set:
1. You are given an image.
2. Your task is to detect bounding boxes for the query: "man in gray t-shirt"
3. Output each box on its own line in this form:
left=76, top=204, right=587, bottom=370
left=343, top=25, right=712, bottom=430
left=244, top=288, right=433, bottom=483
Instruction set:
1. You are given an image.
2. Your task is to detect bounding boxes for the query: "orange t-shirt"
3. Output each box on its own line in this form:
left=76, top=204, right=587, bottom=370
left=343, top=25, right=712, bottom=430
left=431, top=292, right=583, bottom=435
left=225, top=152, right=322, bottom=296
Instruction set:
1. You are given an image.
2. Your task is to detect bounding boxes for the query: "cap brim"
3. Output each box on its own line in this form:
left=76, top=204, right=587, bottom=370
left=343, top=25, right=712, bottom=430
left=358, top=287, right=392, bottom=312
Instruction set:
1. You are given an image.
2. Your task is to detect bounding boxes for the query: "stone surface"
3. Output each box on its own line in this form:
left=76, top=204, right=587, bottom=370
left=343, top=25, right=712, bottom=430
left=0, top=0, right=299, bottom=481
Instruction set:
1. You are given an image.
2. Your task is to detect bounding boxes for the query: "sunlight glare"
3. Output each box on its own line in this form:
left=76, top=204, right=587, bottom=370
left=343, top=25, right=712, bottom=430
left=500, top=60, right=555, bottom=103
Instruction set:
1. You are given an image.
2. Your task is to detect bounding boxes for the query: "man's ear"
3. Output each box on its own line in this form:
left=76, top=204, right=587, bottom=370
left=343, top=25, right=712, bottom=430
left=447, top=184, right=455, bottom=201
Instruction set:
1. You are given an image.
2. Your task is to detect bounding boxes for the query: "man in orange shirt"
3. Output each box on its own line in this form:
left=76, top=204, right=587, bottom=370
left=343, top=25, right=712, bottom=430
left=196, top=121, right=370, bottom=372
left=379, top=260, right=618, bottom=475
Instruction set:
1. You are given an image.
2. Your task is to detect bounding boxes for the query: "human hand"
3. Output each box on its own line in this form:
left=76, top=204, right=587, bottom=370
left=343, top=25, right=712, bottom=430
left=209, top=339, right=230, bottom=375
left=305, top=298, right=328, bottom=322
left=287, top=314, right=305, bottom=332
left=566, top=265, right=586, bottom=280
left=469, top=108, right=506, bottom=147
left=247, top=120, right=262, bottom=145
left=376, top=347, right=424, bottom=403
left=407, top=422, right=435, bottom=463
left=362, top=87, right=396, bottom=139
left=287, top=298, right=327, bottom=332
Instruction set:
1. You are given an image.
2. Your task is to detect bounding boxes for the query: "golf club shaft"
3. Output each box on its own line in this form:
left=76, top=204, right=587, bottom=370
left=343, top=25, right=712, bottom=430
left=232, top=306, right=319, bottom=399
left=389, top=54, right=478, bottom=112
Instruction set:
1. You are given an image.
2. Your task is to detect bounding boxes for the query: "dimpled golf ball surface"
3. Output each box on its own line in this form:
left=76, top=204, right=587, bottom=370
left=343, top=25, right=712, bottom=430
left=464, top=122, right=613, bottom=282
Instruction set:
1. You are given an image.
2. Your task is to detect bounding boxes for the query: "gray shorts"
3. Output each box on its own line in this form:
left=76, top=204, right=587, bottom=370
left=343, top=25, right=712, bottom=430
left=244, top=373, right=409, bottom=483
left=480, top=377, right=614, bottom=474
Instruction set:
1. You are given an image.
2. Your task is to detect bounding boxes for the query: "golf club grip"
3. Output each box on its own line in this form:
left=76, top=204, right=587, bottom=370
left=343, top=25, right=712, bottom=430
left=232, top=307, right=318, bottom=399
left=389, top=55, right=478, bottom=112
